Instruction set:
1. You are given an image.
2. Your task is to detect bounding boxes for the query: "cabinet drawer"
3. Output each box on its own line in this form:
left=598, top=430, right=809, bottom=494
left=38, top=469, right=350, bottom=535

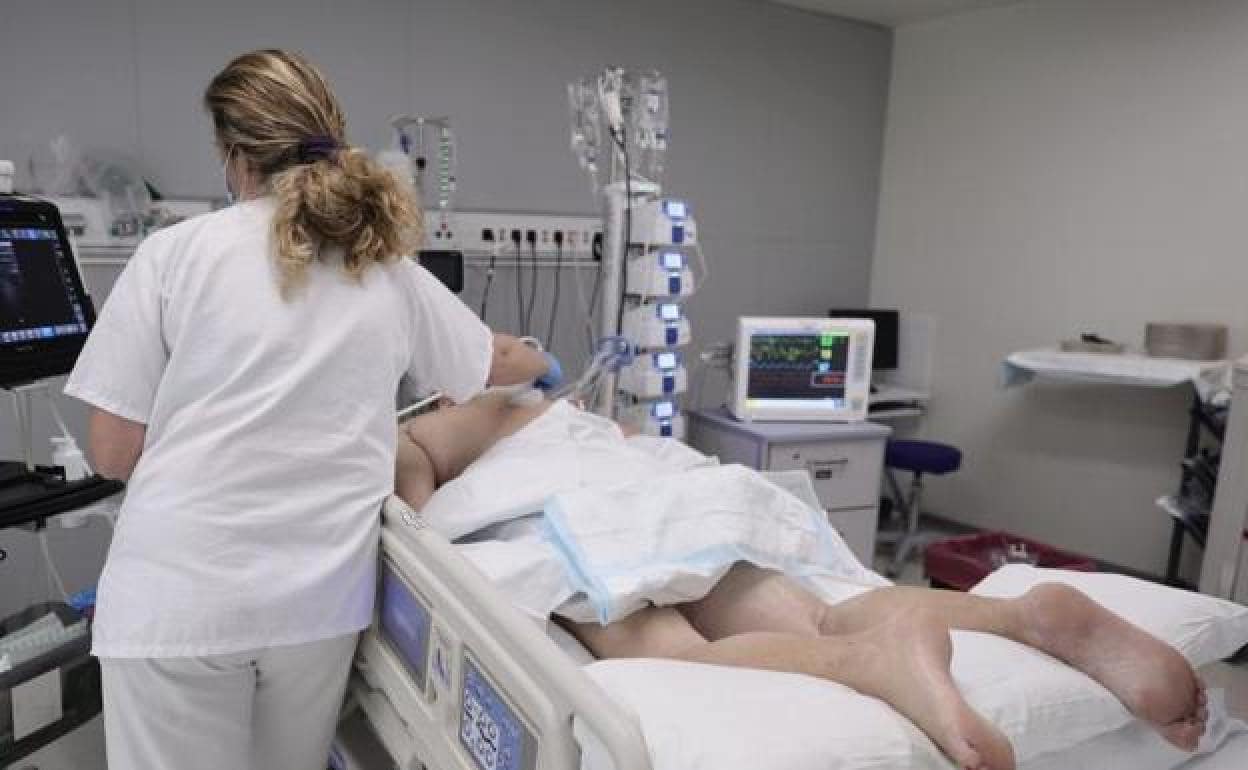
left=826, top=505, right=878, bottom=566
left=767, top=439, right=884, bottom=511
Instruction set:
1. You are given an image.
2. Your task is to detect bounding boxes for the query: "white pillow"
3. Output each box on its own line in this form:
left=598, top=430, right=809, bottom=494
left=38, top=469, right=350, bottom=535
left=584, top=659, right=948, bottom=770
left=971, top=565, right=1248, bottom=666
left=1021, top=690, right=1246, bottom=770
left=578, top=568, right=1248, bottom=769
left=581, top=662, right=1247, bottom=770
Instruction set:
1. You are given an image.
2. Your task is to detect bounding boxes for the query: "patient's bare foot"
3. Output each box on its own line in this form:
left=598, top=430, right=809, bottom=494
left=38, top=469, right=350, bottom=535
left=852, top=610, right=1015, bottom=770
left=1017, top=583, right=1206, bottom=751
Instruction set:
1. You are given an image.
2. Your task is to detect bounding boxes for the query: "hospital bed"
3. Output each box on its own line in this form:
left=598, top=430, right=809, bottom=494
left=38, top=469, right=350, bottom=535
left=348, top=496, right=648, bottom=770
left=347, top=493, right=1248, bottom=770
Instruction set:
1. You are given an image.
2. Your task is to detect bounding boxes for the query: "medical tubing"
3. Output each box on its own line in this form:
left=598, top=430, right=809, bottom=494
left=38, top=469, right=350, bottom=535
left=572, top=244, right=596, bottom=355
left=552, top=341, right=613, bottom=402
left=556, top=336, right=633, bottom=403
left=691, top=241, right=709, bottom=291
left=587, top=237, right=605, bottom=354
left=513, top=237, right=525, bottom=334
left=39, top=530, right=69, bottom=601
left=479, top=243, right=498, bottom=320
left=547, top=237, right=563, bottom=349
left=616, top=128, right=632, bottom=335
left=525, top=238, right=539, bottom=339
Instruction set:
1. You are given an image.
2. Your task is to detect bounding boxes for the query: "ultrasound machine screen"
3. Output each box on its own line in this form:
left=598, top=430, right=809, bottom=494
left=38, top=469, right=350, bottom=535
left=0, top=197, right=93, bottom=387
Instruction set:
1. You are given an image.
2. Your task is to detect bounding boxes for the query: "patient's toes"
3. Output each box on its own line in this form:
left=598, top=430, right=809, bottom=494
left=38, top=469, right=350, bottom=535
left=1160, top=720, right=1203, bottom=752
left=945, top=738, right=980, bottom=770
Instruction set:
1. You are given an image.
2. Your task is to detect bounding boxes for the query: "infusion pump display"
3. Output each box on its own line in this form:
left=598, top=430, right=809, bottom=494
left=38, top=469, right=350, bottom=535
left=459, top=655, right=538, bottom=770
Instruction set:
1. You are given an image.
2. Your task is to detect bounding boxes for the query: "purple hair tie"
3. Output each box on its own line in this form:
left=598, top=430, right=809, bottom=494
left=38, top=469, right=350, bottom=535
left=297, top=135, right=340, bottom=163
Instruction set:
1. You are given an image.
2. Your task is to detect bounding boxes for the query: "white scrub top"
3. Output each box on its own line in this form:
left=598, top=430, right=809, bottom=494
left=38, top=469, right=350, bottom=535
left=65, top=198, right=492, bottom=658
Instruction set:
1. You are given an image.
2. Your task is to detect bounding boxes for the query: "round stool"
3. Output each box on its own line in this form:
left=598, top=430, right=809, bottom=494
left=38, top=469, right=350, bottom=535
left=882, top=440, right=962, bottom=578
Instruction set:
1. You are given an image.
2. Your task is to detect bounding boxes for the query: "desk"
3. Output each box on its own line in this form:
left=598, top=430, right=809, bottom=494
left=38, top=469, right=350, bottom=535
left=0, top=466, right=122, bottom=530
left=868, top=385, right=929, bottom=420
left=687, top=408, right=890, bottom=565
left=1002, top=349, right=1231, bottom=586
left=1201, top=358, right=1248, bottom=602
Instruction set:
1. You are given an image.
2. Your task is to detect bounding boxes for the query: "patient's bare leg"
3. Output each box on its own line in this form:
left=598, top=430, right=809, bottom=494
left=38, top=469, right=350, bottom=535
left=683, top=566, right=1207, bottom=751
left=566, top=607, right=1014, bottom=770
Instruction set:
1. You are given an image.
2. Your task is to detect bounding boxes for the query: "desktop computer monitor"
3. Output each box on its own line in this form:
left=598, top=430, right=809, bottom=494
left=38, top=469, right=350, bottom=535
left=730, top=316, right=874, bottom=422
left=827, top=308, right=898, bottom=371
left=0, top=196, right=94, bottom=388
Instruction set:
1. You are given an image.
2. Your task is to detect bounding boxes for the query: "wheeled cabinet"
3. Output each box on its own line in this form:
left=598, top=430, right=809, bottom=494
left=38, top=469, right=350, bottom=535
left=1200, top=357, right=1248, bottom=601
left=687, top=408, right=890, bottom=566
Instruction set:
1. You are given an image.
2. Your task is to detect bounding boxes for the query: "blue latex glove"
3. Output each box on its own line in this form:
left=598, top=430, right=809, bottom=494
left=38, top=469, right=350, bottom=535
left=535, top=352, right=564, bottom=391
left=69, top=588, right=97, bottom=614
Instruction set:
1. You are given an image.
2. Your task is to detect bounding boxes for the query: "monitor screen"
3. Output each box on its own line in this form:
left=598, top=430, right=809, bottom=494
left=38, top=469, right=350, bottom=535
left=827, top=308, right=898, bottom=370
left=460, top=655, right=538, bottom=770
left=0, top=197, right=93, bottom=386
left=379, top=561, right=433, bottom=695
left=418, top=249, right=464, bottom=293
left=747, top=331, right=849, bottom=406
left=731, top=317, right=873, bottom=422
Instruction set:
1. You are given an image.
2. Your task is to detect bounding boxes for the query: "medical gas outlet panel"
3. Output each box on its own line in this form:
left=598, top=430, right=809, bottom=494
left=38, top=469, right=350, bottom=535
left=616, top=197, right=697, bottom=439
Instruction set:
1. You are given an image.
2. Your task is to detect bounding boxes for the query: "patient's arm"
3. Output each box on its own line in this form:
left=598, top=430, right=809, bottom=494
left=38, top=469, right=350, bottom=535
left=489, top=334, right=551, bottom=386
left=397, top=390, right=551, bottom=498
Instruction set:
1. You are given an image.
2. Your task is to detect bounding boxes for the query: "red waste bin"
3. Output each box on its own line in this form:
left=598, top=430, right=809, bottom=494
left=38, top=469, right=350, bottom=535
left=924, top=532, right=1098, bottom=591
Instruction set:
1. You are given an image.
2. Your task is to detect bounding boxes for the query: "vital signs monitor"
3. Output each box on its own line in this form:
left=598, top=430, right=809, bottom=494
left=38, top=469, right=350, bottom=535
left=730, top=317, right=874, bottom=422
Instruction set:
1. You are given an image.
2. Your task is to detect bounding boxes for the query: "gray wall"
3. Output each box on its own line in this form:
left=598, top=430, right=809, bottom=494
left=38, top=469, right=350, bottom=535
left=871, top=0, right=1248, bottom=576
left=0, top=0, right=892, bottom=615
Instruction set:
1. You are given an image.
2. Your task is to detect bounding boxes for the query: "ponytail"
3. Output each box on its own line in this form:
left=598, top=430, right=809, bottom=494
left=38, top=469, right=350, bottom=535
left=269, top=147, right=420, bottom=297
left=204, top=49, right=421, bottom=299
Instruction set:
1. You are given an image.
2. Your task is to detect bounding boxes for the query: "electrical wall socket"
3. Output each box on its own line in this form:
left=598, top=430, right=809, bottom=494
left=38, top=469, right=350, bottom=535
left=424, top=209, right=601, bottom=257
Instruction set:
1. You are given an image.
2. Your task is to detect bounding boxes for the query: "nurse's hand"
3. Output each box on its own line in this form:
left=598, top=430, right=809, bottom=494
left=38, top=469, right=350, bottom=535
left=535, top=353, right=563, bottom=391
left=487, top=333, right=550, bottom=387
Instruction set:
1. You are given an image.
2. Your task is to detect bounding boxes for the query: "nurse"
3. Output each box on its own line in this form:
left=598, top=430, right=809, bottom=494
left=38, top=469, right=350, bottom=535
left=64, top=49, right=552, bottom=770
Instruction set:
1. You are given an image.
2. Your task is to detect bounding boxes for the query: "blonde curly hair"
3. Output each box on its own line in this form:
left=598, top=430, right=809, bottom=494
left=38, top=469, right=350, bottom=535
left=204, top=49, right=421, bottom=298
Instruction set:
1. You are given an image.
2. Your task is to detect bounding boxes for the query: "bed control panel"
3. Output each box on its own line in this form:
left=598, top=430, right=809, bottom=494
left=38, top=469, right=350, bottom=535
left=459, top=654, right=538, bottom=770
left=380, top=561, right=434, bottom=696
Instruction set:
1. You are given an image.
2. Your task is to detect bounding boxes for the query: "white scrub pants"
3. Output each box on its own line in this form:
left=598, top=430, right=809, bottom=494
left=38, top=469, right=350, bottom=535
left=99, top=634, right=358, bottom=770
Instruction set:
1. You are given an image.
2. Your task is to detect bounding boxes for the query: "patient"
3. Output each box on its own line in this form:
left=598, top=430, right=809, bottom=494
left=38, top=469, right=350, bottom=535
left=394, top=392, right=1207, bottom=770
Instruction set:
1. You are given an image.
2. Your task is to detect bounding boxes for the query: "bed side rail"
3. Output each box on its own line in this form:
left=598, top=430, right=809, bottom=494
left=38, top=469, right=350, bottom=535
left=366, top=495, right=651, bottom=770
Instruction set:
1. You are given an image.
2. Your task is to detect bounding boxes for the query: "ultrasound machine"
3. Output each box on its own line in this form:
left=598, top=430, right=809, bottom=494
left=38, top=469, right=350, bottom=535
left=0, top=194, right=121, bottom=528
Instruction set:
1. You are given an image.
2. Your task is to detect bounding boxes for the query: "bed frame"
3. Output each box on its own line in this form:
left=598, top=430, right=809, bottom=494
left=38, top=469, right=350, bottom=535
left=346, top=490, right=1247, bottom=770
left=347, top=495, right=651, bottom=770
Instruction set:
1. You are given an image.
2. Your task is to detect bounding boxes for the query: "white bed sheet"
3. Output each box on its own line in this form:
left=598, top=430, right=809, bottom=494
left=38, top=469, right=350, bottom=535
left=570, top=662, right=1245, bottom=770
left=542, top=571, right=1248, bottom=770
